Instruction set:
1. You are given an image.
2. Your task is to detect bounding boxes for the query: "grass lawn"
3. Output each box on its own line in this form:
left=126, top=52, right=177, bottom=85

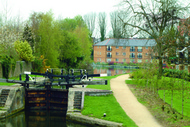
left=81, top=74, right=137, bottom=127
left=158, top=90, right=190, bottom=117
left=126, top=79, right=190, bottom=126
left=125, top=78, right=190, bottom=118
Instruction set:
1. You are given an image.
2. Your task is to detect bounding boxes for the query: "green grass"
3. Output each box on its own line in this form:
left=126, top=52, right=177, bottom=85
left=126, top=79, right=190, bottom=118
left=158, top=90, right=190, bottom=117
left=82, top=95, right=137, bottom=127
left=82, top=74, right=137, bottom=127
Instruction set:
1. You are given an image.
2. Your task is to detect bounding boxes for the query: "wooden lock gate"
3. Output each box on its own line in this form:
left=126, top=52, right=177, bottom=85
left=3, top=69, right=107, bottom=111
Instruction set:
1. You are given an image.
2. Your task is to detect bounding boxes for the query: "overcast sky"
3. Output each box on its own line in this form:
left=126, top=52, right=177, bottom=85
left=0, top=0, right=121, bottom=20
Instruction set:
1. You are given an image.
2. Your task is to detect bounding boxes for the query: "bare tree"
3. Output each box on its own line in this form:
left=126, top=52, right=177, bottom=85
left=119, top=0, right=190, bottom=78
left=110, top=11, right=120, bottom=38
left=83, top=12, right=96, bottom=37
left=98, top=12, right=107, bottom=41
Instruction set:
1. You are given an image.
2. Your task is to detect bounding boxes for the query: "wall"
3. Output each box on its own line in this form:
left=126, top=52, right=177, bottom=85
left=0, top=61, right=32, bottom=78
left=93, top=45, right=152, bottom=63
left=0, top=85, right=25, bottom=119
left=0, top=63, right=2, bottom=78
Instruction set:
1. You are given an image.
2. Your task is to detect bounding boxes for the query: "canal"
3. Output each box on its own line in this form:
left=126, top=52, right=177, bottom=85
left=0, top=110, right=89, bottom=127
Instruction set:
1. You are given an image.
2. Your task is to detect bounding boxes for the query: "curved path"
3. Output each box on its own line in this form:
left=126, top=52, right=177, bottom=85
left=110, top=74, right=162, bottom=127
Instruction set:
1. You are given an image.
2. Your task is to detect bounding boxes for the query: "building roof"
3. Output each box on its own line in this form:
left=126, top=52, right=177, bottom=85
left=94, top=38, right=156, bottom=47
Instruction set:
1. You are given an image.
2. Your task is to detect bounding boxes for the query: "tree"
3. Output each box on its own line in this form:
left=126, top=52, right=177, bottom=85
left=98, top=12, right=107, bottom=41
left=58, top=15, right=92, bottom=70
left=37, top=11, right=61, bottom=67
left=22, top=24, right=35, bottom=52
left=83, top=12, right=96, bottom=37
left=28, top=12, right=44, bottom=53
left=119, top=0, right=190, bottom=78
left=176, top=18, right=190, bottom=64
left=110, top=11, right=123, bottom=38
left=14, top=40, right=34, bottom=62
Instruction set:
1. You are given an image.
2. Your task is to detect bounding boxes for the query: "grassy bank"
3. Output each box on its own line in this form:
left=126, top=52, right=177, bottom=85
left=81, top=75, right=137, bottom=127
left=126, top=76, right=190, bottom=126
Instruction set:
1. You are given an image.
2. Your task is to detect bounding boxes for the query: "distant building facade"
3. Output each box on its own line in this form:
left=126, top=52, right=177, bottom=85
left=93, top=38, right=156, bottom=63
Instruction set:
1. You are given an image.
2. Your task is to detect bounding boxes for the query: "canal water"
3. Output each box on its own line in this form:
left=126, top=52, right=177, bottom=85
left=93, top=67, right=135, bottom=76
left=0, top=110, right=89, bottom=127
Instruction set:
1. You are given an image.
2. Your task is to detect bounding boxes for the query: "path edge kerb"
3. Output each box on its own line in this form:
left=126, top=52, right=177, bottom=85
left=66, top=112, right=123, bottom=127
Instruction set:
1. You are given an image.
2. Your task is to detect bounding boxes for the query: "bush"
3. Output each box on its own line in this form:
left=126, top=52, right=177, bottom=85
left=32, top=55, right=50, bottom=73
left=14, top=40, right=34, bottom=62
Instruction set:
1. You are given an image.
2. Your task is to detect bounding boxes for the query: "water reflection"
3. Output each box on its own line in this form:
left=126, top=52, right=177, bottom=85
left=0, top=110, right=89, bottom=127
left=94, top=68, right=134, bottom=76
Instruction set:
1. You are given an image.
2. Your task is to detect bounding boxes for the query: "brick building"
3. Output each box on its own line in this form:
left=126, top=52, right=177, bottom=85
left=93, top=38, right=156, bottom=63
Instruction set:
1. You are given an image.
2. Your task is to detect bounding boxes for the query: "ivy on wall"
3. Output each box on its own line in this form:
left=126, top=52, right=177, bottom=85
left=0, top=55, right=16, bottom=79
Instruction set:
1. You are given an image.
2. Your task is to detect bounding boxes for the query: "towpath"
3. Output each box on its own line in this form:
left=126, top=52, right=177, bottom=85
left=110, top=74, right=162, bottom=127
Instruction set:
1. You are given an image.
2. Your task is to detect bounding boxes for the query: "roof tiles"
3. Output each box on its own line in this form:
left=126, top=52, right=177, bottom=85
left=94, top=38, right=156, bottom=47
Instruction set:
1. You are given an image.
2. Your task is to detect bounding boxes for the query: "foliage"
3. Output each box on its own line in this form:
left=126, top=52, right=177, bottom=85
left=98, top=12, right=106, bottom=41
left=0, top=25, right=20, bottom=59
left=22, top=24, right=35, bottom=52
left=37, top=11, right=61, bottom=68
left=14, top=40, right=34, bottom=62
left=0, top=55, right=15, bottom=79
left=128, top=67, right=190, bottom=117
left=32, top=55, right=50, bottom=73
left=58, top=15, right=92, bottom=70
left=163, top=69, right=189, bottom=80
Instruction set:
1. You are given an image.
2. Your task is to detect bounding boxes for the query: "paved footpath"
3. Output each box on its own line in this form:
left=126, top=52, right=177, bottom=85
left=110, top=74, right=162, bottom=127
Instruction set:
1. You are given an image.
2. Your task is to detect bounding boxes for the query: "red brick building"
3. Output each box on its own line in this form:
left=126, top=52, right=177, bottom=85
left=93, top=38, right=156, bottom=63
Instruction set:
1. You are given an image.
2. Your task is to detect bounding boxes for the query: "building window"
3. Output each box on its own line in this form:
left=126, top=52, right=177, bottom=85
left=130, top=53, right=135, bottom=58
left=116, top=52, right=119, bottom=55
left=137, top=47, right=142, bottom=52
left=100, top=58, right=101, bottom=62
left=123, top=46, right=126, bottom=49
left=137, top=53, right=142, bottom=58
left=145, top=53, right=148, bottom=56
left=138, top=59, right=142, bottom=63
left=146, top=46, right=149, bottom=49
left=100, top=52, right=101, bottom=55
left=130, top=46, right=135, bottom=52
left=107, top=46, right=112, bottom=51
left=130, top=59, right=135, bottom=63
left=116, top=46, right=119, bottom=49
left=116, top=58, right=119, bottom=62
left=107, top=59, right=111, bottom=62
left=123, top=59, right=126, bottom=62
left=107, top=52, right=112, bottom=58
left=145, top=59, right=148, bottom=62
left=97, top=52, right=99, bottom=55
left=123, top=52, right=126, bottom=56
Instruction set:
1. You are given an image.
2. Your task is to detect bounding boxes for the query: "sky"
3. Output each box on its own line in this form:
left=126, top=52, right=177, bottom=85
left=0, top=0, right=121, bottom=20
left=0, top=0, right=121, bottom=37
